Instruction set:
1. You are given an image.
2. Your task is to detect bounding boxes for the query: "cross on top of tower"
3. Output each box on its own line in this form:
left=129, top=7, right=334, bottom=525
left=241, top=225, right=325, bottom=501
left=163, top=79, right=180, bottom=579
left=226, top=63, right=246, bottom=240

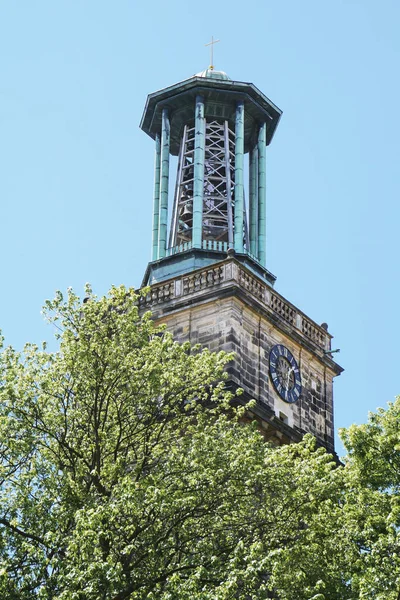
left=205, top=36, right=220, bottom=70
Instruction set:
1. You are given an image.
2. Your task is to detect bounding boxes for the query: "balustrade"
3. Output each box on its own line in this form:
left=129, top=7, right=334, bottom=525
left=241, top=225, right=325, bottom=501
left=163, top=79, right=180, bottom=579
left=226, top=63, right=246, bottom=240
left=141, top=261, right=330, bottom=351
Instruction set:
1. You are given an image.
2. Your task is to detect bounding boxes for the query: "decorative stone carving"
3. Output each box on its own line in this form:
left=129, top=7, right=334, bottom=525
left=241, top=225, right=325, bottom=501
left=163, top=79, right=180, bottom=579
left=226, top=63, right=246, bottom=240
left=142, top=259, right=330, bottom=352
left=269, top=292, right=296, bottom=326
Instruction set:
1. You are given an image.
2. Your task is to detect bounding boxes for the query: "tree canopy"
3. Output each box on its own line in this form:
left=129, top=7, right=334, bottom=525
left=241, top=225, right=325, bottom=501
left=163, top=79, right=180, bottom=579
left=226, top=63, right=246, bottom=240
left=0, top=285, right=399, bottom=599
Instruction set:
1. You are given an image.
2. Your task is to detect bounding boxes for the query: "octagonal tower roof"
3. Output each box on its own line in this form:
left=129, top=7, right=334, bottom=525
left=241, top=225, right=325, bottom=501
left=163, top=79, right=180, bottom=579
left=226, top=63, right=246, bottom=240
left=140, top=70, right=282, bottom=156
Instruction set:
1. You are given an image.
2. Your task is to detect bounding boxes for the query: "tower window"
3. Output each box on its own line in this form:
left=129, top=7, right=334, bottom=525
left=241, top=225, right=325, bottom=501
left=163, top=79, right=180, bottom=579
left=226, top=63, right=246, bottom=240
left=279, top=412, right=289, bottom=425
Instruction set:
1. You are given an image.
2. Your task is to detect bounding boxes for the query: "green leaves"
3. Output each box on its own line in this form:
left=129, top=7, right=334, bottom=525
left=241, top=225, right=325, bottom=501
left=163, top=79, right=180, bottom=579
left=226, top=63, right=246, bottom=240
left=341, top=397, right=400, bottom=599
left=1, top=284, right=400, bottom=598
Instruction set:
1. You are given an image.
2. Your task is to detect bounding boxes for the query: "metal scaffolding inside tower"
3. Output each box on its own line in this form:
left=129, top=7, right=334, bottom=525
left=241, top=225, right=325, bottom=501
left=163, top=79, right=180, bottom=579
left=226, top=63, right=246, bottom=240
left=170, top=118, right=247, bottom=250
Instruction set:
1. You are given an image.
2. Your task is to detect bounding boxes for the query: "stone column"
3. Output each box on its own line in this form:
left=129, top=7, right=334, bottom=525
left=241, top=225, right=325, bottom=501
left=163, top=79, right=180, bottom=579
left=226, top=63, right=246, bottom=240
left=159, top=109, right=170, bottom=259
left=249, top=144, right=258, bottom=256
left=152, top=132, right=161, bottom=261
left=192, top=95, right=205, bottom=249
left=257, top=122, right=267, bottom=266
left=234, top=100, right=245, bottom=253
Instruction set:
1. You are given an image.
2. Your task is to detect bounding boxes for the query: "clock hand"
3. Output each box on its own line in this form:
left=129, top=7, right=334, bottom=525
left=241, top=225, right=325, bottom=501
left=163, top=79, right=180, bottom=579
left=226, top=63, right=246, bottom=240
left=285, top=369, right=291, bottom=390
left=285, top=366, right=295, bottom=390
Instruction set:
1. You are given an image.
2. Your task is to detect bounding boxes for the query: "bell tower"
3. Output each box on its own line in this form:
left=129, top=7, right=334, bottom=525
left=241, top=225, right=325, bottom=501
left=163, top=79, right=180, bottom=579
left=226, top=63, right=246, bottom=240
left=139, top=67, right=342, bottom=455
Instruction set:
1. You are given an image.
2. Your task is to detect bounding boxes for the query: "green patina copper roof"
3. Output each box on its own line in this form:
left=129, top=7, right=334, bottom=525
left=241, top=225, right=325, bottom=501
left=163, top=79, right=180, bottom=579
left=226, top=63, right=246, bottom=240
left=140, top=71, right=282, bottom=155
left=195, top=67, right=231, bottom=81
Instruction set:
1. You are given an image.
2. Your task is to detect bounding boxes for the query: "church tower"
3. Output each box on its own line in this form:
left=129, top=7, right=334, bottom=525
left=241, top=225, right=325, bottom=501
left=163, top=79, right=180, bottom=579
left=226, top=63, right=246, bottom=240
left=139, top=66, right=342, bottom=455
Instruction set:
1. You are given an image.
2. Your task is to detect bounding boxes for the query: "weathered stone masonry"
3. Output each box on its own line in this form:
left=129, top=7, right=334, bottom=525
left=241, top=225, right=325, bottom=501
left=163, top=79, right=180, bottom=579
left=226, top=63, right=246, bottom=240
left=140, top=255, right=342, bottom=454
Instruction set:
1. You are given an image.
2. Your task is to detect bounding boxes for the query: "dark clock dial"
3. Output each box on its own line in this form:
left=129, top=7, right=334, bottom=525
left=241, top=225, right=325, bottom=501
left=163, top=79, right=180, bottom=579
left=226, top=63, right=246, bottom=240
left=269, top=344, right=302, bottom=403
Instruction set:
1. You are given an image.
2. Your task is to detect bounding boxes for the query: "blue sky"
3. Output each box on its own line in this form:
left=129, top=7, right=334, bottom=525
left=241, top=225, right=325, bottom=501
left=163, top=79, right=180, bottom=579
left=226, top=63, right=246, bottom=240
left=0, top=0, right=399, bottom=455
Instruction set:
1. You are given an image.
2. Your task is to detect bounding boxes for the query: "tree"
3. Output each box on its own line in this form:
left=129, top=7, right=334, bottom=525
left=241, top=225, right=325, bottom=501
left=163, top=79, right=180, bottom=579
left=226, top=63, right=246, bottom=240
left=0, top=286, right=356, bottom=599
left=341, top=398, right=400, bottom=599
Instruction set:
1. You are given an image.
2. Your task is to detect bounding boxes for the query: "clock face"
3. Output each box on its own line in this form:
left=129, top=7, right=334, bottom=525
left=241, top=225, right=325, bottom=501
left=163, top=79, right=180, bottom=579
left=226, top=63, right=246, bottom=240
left=269, top=344, right=302, bottom=404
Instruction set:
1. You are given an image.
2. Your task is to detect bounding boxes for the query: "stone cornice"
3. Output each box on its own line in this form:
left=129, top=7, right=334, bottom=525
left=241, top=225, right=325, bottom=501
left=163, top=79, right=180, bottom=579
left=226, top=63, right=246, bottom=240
left=140, top=256, right=344, bottom=377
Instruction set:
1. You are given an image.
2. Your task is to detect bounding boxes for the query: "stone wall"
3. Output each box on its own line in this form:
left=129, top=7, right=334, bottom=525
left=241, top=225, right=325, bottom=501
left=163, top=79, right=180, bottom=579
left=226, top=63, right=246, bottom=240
left=140, top=256, right=341, bottom=453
